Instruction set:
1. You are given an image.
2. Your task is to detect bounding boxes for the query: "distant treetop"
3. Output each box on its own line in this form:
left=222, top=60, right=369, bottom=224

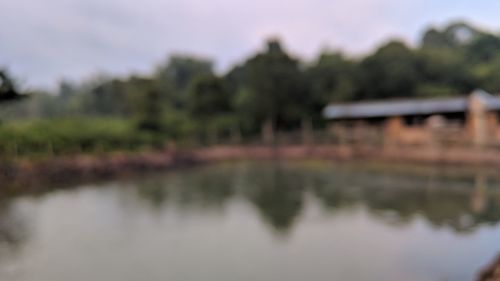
left=0, top=70, right=23, bottom=102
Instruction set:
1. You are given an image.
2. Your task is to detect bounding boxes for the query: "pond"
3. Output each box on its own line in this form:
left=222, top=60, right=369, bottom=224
left=0, top=161, right=500, bottom=281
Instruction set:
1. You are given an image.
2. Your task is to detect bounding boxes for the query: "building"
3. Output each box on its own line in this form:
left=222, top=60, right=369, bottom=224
left=323, top=90, right=500, bottom=147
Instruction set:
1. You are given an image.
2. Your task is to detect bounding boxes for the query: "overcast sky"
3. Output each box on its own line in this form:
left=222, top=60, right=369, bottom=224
left=1, top=0, right=500, bottom=89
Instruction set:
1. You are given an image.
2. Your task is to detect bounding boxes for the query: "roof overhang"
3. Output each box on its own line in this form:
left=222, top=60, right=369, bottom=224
left=323, top=90, right=500, bottom=120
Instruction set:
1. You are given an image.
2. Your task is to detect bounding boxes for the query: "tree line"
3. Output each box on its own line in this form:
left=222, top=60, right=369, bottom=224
left=1, top=21, right=500, bottom=153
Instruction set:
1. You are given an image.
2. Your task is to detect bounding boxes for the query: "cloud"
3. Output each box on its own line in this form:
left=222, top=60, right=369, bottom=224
left=0, top=0, right=499, bottom=88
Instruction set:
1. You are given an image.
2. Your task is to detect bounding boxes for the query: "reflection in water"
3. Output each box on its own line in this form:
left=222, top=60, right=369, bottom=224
left=131, top=163, right=500, bottom=234
left=0, top=201, right=27, bottom=251
left=0, top=200, right=29, bottom=280
left=471, top=174, right=488, bottom=214
left=136, top=167, right=236, bottom=211
left=135, top=178, right=171, bottom=210
left=311, top=167, right=500, bottom=233
left=242, top=164, right=306, bottom=234
left=1, top=162, right=500, bottom=281
left=132, top=164, right=306, bottom=234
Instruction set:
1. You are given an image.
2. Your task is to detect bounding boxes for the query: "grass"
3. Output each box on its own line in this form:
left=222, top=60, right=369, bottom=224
left=0, top=118, right=166, bottom=158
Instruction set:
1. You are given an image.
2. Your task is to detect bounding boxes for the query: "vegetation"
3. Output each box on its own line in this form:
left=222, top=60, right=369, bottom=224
left=0, top=70, right=23, bottom=102
left=0, top=118, right=160, bottom=157
left=2, top=21, right=500, bottom=157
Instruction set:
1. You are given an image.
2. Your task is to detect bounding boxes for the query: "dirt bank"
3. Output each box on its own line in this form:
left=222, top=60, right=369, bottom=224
left=3, top=144, right=500, bottom=189
left=0, top=150, right=197, bottom=190
left=477, top=255, right=500, bottom=281
left=191, top=144, right=500, bottom=166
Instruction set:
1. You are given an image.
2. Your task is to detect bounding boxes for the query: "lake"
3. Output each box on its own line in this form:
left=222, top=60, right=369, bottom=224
left=1, top=161, right=500, bottom=281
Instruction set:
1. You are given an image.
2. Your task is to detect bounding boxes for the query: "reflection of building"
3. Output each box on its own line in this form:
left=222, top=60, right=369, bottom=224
left=323, top=90, right=500, bottom=147
left=471, top=174, right=488, bottom=214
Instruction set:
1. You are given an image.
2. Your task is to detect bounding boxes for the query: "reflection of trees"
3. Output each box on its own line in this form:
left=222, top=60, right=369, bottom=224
left=132, top=164, right=306, bottom=235
left=362, top=188, right=479, bottom=230
left=135, top=178, right=170, bottom=210
left=177, top=167, right=235, bottom=209
left=312, top=168, right=500, bottom=233
left=241, top=164, right=306, bottom=234
left=0, top=200, right=28, bottom=258
left=134, top=167, right=235, bottom=211
left=131, top=163, right=500, bottom=235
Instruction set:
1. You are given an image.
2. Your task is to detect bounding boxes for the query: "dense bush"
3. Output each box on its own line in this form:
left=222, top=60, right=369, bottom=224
left=0, top=118, right=165, bottom=157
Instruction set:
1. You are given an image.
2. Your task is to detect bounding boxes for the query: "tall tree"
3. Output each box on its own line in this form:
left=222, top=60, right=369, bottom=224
left=187, top=74, right=232, bottom=119
left=421, top=22, right=480, bottom=49
left=356, top=40, right=420, bottom=100
left=416, top=47, right=475, bottom=96
left=306, top=51, right=356, bottom=123
left=187, top=74, right=234, bottom=142
left=472, top=54, right=500, bottom=93
left=155, top=55, right=213, bottom=108
left=242, top=39, right=308, bottom=140
left=466, top=34, right=500, bottom=65
left=126, top=77, right=165, bottom=133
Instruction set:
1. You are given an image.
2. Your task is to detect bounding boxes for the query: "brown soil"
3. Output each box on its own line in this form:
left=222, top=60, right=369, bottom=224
left=191, top=144, right=500, bottom=166
left=477, top=255, right=500, bottom=281
left=3, top=144, right=500, bottom=189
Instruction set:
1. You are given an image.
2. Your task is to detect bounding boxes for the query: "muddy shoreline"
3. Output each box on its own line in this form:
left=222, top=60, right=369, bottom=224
left=3, top=144, right=500, bottom=189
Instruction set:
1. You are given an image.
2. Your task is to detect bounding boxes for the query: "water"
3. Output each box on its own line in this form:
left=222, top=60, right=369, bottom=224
left=1, top=161, right=500, bottom=281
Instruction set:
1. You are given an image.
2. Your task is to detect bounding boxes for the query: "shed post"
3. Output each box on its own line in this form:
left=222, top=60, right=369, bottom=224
left=467, top=93, right=489, bottom=148
left=384, top=116, right=404, bottom=145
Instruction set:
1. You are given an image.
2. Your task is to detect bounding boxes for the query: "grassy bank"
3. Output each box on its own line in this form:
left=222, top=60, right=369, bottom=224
left=0, top=118, right=168, bottom=158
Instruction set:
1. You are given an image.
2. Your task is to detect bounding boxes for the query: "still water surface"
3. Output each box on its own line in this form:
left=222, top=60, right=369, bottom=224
left=1, top=162, right=500, bottom=281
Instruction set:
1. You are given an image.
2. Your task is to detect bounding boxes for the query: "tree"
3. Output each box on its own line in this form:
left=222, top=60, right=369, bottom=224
left=472, top=54, right=500, bottom=93
left=187, top=74, right=234, bottom=142
left=421, top=22, right=480, bottom=49
left=224, top=64, right=246, bottom=99
left=137, top=88, right=163, bottom=133
left=466, top=34, right=500, bottom=65
left=188, top=75, right=231, bottom=119
left=155, top=55, right=213, bottom=108
left=306, top=51, right=356, bottom=124
left=415, top=48, right=475, bottom=96
left=356, top=40, right=420, bottom=100
left=242, top=39, right=308, bottom=140
left=128, top=77, right=165, bottom=133
left=0, top=70, right=22, bottom=102
left=82, top=79, right=131, bottom=116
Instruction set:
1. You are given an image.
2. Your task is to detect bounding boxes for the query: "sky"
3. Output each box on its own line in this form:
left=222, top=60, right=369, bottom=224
left=1, top=0, right=500, bottom=89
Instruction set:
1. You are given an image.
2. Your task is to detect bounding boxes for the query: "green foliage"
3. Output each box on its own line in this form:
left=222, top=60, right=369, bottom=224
left=161, top=108, right=197, bottom=139
left=356, top=40, right=420, bottom=100
left=307, top=51, right=356, bottom=102
left=155, top=55, right=213, bottom=108
left=472, top=54, right=500, bottom=93
left=305, top=51, right=356, bottom=124
left=187, top=75, right=238, bottom=143
left=421, top=21, right=480, bottom=49
left=81, top=79, right=131, bottom=116
left=415, top=83, right=456, bottom=98
left=187, top=75, right=232, bottom=119
left=0, top=70, right=23, bottom=102
left=416, top=48, right=475, bottom=94
left=242, top=39, right=308, bottom=130
left=136, top=89, right=163, bottom=133
left=0, top=118, right=160, bottom=157
left=156, top=56, right=212, bottom=92
left=466, top=34, right=500, bottom=64
left=4, top=20, right=500, bottom=156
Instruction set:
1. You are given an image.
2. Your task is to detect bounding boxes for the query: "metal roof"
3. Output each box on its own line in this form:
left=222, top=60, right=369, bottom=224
left=323, top=90, right=500, bottom=120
